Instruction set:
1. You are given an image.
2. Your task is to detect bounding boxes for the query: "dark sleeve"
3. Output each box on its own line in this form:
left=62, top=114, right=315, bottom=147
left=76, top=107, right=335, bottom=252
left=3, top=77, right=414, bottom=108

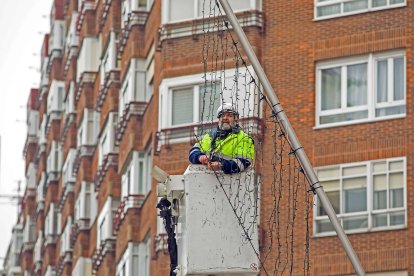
left=189, top=145, right=205, bottom=164
left=221, top=158, right=251, bottom=174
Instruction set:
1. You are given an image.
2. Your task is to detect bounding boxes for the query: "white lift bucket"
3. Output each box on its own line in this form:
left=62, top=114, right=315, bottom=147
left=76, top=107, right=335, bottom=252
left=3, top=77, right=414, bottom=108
left=160, top=165, right=259, bottom=276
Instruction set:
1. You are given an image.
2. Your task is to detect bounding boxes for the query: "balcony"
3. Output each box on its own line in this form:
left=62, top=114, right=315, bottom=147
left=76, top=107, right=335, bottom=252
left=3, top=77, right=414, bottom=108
left=58, top=182, right=74, bottom=211
left=118, top=11, right=149, bottom=54
left=94, top=153, right=118, bottom=192
left=72, top=145, right=95, bottom=175
left=96, top=70, right=120, bottom=111
left=98, top=0, right=112, bottom=31
left=61, top=112, right=76, bottom=143
left=70, top=218, right=91, bottom=248
left=91, top=238, right=116, bottom=272
left=159, top=10, right=263, bottom=42
left=112, top=194, right=145, bottom=233
left=56, top=251, right=72, bottom=276
left=76, top=0, right=96, bottom=33
left=75, top=72, right=97, bottom=102
left=153, top=233, right=168, bottom=257
left=115, top=102, right=148, bottom=145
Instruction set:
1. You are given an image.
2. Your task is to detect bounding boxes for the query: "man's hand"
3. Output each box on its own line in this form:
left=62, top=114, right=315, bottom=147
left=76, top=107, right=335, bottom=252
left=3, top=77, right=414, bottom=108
left=198, top=155, right=209, bottom=165
left=208, top=161, right=222, bottom=171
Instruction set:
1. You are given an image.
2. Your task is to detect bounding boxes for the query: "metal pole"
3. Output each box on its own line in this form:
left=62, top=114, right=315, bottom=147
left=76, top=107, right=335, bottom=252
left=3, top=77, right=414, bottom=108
left=217, top=0, right=365, bottom=275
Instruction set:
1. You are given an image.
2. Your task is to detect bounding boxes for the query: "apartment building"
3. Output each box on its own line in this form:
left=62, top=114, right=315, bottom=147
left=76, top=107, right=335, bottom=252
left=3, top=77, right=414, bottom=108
left=5, top=0, right=413, bottom=275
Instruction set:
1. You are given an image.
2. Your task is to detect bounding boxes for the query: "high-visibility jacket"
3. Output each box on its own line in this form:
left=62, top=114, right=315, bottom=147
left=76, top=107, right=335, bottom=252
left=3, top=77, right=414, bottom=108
left=189, top=126, right=254, bottom=174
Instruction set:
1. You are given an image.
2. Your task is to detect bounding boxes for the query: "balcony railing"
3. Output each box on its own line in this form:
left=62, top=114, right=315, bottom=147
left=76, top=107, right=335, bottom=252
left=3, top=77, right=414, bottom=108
left=70, top=218, right=91, bottom=248
left=98, top=0, right=113, bottom=31
left=56, top=251, right=72, bottom=276
left=76, top=0, right=96, bottom=33
left=58, top=182, right=74, bottom=211
left=118, top=11, right=149, bottom=54
left=113, top=194, right=145, bottom=233
left=96, top=70, right=120, bottom=111
left=61, top=113, right=76, bottom=143
left=94, top=153, right=118, bottom=192
left=23, top=135, right=38, bottom=158
left=75, top=72, right=97, bottom=102
left=153, top=233, right=168, bottom=258
left=115, top=101, right=148, bottom=145
left=91, top=238, right=116, bottom=272
left=72, top=145, right=95, bottom=175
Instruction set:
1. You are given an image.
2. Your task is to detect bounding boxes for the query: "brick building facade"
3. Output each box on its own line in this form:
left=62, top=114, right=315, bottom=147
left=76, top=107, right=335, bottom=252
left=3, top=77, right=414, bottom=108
left=3, top=0, right=413, bottom=275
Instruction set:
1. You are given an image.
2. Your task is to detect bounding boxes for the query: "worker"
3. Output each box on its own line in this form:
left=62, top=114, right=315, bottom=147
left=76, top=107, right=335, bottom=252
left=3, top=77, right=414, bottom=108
left=189, top=103, right=254, bottom=174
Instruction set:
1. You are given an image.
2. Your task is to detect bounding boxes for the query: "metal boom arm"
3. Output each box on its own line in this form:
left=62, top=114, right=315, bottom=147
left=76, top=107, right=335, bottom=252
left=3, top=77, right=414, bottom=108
left=217, top=0, right=366, bottom=275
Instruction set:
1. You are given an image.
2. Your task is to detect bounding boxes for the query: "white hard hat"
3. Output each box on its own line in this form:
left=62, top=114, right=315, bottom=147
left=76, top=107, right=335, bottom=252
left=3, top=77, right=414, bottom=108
left=217, top=103, right=239, bottom=118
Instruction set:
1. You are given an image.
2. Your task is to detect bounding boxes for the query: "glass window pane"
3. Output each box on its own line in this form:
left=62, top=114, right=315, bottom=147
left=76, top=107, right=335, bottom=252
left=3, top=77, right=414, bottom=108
left=343, top=177, right=367, bottom=189
left=320, top=110, right=368, bottom=124
left=376, top=60, right=388, bottom=103
left=373, top=161, right=386, bottom=173
left=373, top=174, right=387, bottom=191
left=344, top=0, right=368, bottom=12
left=199, top=83, right=220, bottom=122
left=321, top=67, right=341, bottom=110
left=372, top=0, right=387, bottom=7
left=317, top=167, right=340, bottom=179
left=373, top=190, right=387, bottom=210
left=390, top=188, right=403, bottom=208
left=169, top=0, right=195, bottom=22
left=389, top=172, right=403, bottom=189
left=373, top=213, right=387, bottom=227
left=228, top=0, right=251, bottom=11
left=390, top=0, right=404, bottom=4
left=343, top=216, right=368, bottom=230
left=318, top=190, right=339, bottom=216
left=389, top=160, right=403, bottom=171
left=343, top=165, right=366, bottom=176
left=393, top=57, right=404, bottom=101
left=316, top=219, right=334, bottom=233
left=138, top=161, right=144, bottom=194
left=320, top=180, right=339, bottom=191
left=347, top=63, right=367, bottom=107
left=390, top=212, right=404, bottom=225
left=344, top=188, right=367, bottom=212
left=317, top=4, right=341, bottom=17
left=375, top=105, right=405, bottom=117
left=172, top=87, right=194, bottom=125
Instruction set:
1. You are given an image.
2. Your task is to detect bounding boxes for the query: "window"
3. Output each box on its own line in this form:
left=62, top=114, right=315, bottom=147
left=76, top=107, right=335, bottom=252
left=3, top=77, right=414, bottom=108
left=26, top=163, right=36, bottom=189
left=315, top=0, right=406, bottom=20
left=65, top=81, right=76, bottom=116
left=119, top=58, right=152, bottom=117
left=62, top=148, right=76, bottom=187
left=27, top=110, right=39, bottom=136
left=37, top=172, right=46, bottom=204
left=121, top=149, right=152, bottom=199
left=316, top=51, right=405, bottom=127
left=75, top=182, right=93, bottom=221
left=49, top=20, right=65, bottom=53
left=34, top=232, right=43, bottom=263
left=100, top=32, right=118, bottom=86
left=314, top=157, right=406, bottom=235
left=45, top=204, right=57, bottom=237
left=138, top=236, right=150, bottom=276
left=47, top=141, right=63, bottom=174
left=39, top=115, right=47, bottom=145
left=122, top=0, right=154, bottom=27
left=116, top=243, right=139, bottom=276
left=159, top=67, right=258, bottom=129
left=65, top=13, right=79, bottom=50
left=23, top=216, right=35, bottom=243
left=98, top=112, right=118, bottom=166
left=97, top=197, right=119, bottom=248
left=77, top=37, right=101, bottom=81
left=77, top=109, right=100, bottom=147
left=162, top=0, right=260, bottom=23
left=47, top=81, right=65, bottom=114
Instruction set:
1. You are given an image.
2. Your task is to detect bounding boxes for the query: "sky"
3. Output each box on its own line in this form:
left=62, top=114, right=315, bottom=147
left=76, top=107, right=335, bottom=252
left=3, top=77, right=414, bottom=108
left=0, top=0, right=53, bottom=264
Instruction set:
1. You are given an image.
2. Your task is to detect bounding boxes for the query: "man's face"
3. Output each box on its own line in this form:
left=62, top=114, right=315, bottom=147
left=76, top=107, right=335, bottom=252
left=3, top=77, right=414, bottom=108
left=219, top=112, right=236, bottom=130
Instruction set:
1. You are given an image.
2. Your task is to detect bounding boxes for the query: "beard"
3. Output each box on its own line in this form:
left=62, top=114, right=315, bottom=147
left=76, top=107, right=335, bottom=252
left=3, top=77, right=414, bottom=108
left=219, top=121, right=235, bottom=130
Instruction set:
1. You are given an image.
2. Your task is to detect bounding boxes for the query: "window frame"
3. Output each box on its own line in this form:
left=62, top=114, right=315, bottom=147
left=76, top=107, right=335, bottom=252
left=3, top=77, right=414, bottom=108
left=161, top=0, right=262, bottom=24
left=116, top=242, right=140, bottom=276
left=314, top=0, right=406, bottom=20
left=315, top=50, right=406, bottom=128
left=77, top=108, right=100, bottom=147
left=121, top=149, right=152, bottom=199
left=96, top=197, right=119, bottom=248
left=98, top=112, right=118, bottom=166
left=314, top=157, right=407, bottom=237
